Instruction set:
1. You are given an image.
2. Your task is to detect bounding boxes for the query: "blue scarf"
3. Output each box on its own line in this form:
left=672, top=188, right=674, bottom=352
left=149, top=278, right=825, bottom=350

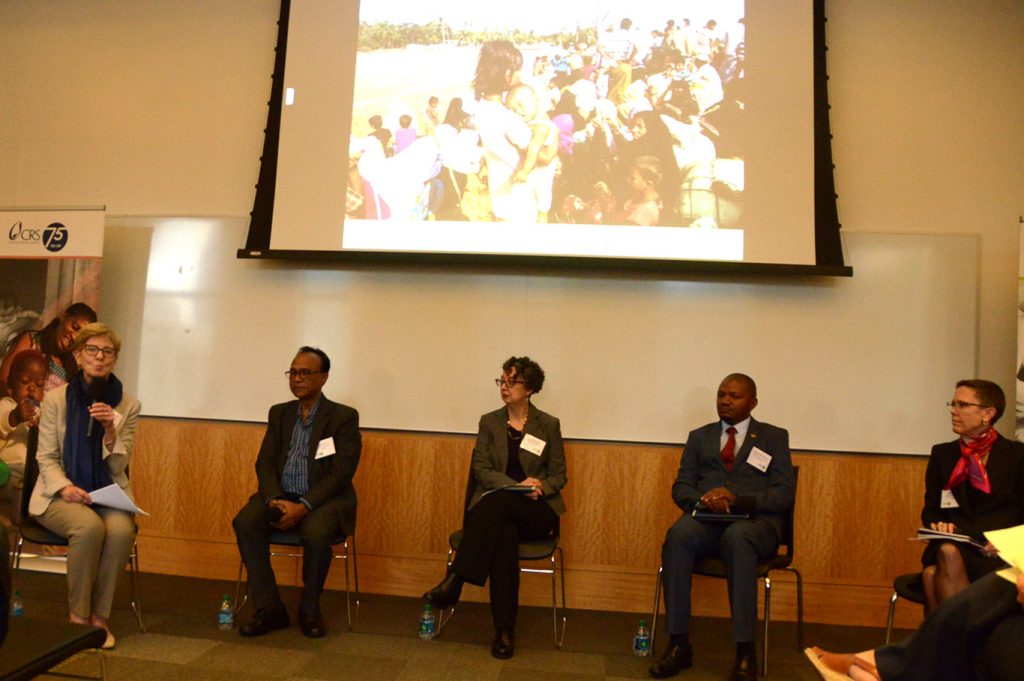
left=63, top=372, right=123, bottom=492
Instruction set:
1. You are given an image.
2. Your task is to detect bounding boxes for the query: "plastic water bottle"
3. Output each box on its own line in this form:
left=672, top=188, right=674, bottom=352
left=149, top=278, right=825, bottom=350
left=217, top=594, right=234, bottom=631
left=418, top=603, right=436, bottom=640
left=10, top=590, right=25, bottom=617
left=632, top=619, right=651, bottom=656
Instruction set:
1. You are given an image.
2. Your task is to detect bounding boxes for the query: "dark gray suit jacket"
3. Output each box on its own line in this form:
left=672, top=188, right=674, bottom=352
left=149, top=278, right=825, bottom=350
left=469, top=405, right=567, bottom=515
left=255, top=396, right=361, bottom=536
left=671, top=417, right=795, bottom=538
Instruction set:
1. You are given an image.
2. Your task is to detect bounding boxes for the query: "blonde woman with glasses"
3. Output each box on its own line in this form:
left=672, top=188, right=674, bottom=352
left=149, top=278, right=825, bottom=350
left=29, top=323, right=140, bottom=649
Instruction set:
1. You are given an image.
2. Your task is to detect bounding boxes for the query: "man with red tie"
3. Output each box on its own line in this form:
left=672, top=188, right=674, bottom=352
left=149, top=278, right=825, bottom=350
left=650, top=374, right=795, bottom=681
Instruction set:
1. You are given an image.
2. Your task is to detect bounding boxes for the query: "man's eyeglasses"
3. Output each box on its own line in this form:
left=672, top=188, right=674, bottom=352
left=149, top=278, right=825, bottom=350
left=947, top=400, right=984, bottom=411
left=285, top=369, right=324, bottom=379
left=82, top=345, right=117, bottom=358
left=495, top=378, right=525, bottom=388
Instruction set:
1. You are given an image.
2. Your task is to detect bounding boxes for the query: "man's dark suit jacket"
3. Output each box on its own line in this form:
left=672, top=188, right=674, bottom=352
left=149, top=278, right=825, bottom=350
left=469, top=405, right=567, bottom=516
left=921, top=435, right=1024, bottom=541
left=255, top=396, right=361, bottom=536
left=672, top=417, right=795, bottom=539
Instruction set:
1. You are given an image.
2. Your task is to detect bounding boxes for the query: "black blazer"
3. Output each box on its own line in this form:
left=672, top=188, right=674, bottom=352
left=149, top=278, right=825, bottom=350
left=921, top=435, right=1024, bottom=541
left=255, top=396, right=361, bottom=535
left=469, top=405, right=568, bottom=515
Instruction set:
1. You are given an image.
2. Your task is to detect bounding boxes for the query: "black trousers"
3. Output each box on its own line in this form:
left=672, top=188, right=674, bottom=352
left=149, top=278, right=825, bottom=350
left=232, top=493, right=342, bottom=617
left=876, top=571, right=1021, bottom=681
left=452, top=491, right=558, bottom=630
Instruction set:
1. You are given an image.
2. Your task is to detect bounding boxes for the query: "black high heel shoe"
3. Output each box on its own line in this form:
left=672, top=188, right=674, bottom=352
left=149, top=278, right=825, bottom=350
left=423, top=571, right=464, bottom=608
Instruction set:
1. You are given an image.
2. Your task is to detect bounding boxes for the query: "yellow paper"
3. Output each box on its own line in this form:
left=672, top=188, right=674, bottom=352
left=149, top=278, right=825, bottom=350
left=984, top=523, right=1024, bottom=583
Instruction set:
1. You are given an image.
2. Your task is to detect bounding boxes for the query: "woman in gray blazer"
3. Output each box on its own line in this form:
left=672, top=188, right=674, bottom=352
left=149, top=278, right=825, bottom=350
left=30, top=323, right=140, bottom=650
left=424, top=356, right=567, bottom=659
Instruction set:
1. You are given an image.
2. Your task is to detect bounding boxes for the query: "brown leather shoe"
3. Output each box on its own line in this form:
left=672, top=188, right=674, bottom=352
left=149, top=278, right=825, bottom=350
left=648, top=642, right=693, bottom=678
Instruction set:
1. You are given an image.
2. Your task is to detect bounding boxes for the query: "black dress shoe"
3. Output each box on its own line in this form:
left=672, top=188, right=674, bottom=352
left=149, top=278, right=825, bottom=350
left=423, top=572, right=464, bottom=609
left=727, top=654, right=757, bottom=681
left=299, top=612, right=327, bottom=638
left=648, top=642, right=694, bottom=678
left=239, top=605, right=290, bottom=637
left=491, top=628, right=514, bottom=659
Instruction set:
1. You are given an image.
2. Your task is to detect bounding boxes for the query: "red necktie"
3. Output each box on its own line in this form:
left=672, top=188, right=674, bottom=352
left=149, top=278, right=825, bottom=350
left=722, top=426, right=737, bottom=472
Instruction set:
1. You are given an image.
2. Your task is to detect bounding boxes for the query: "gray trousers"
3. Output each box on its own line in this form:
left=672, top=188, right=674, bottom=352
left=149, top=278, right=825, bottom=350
left=232, top=494, right=342, bottom=617
left=661, top=514, right=778, bottom=642
left=36, top=499, right=136, bottom=619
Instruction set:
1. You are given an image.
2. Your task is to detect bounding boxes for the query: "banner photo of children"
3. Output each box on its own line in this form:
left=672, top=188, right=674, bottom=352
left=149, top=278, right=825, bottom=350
left=0, top=208, right=103, bottom=548
left=346, top=1, right=745, bottom=231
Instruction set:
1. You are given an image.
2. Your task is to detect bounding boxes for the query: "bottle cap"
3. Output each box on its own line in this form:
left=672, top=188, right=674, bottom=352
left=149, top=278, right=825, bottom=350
left=639, top=619, right=646, bottom=626
left=424, top=603, right=432, bottom=611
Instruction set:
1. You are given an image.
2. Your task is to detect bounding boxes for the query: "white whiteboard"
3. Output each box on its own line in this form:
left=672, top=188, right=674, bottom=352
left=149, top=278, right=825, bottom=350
left=102, top=219, right=977, bottom=455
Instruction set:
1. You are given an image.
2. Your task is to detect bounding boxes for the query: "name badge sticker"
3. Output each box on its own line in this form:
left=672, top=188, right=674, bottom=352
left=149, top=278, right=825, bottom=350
left=746, top=446, right=772, bottom=473
left=112, top=410, right=123, bottom=430
left=315, top=437, right=336, bottom=460
left=520, top=434, right=546, bottom=456
left=940, top=489, right=960, bottom=509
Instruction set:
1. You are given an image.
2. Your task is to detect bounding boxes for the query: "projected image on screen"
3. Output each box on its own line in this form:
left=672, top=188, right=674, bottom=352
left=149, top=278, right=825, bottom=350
left=345, top=1, right=746, bottom=260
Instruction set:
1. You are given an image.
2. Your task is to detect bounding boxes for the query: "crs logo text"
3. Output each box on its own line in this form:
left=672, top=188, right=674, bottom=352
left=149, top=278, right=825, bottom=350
left=7, top=221, right=69, bottom=253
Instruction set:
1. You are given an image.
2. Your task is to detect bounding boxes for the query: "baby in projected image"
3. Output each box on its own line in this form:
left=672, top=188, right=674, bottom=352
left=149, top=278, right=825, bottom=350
left=505, top=84, right=560, bottom=223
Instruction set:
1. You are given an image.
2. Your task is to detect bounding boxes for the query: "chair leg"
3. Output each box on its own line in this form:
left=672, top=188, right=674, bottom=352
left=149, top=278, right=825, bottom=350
left=233, top=560, right=248, bottom=618
left=351, top=534, right=360, bottom=626
left=10, top=534, right=24, bottom=596
left=885, top=590, right=898, bottom=645
left=128, top=542, right=145, bottom=632
left=553, top=546, right=567, bottom=648
left=761, top=575, right=772, bottom=677
left=435, top=548, right=456, bottom=636
left=342, top=536, right=359, bottom=630
left=789, top=567, right=804, bottom=651
left=650, top=566, right=663, bottom=655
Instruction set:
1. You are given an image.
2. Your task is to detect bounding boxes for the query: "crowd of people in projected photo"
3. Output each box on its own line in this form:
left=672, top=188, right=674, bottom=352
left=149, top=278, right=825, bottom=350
left=347, top=16, right=745, bottom=229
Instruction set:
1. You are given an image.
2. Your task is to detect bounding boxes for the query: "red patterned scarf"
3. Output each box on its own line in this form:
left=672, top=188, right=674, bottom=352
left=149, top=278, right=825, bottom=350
left=947, top=428, right=997, bottom=493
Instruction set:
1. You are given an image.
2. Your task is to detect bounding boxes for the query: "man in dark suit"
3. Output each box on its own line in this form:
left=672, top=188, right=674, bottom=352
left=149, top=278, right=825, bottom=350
left=650, top=373, right=795, bottom=681
left=232, top=346, right=360, bottom=638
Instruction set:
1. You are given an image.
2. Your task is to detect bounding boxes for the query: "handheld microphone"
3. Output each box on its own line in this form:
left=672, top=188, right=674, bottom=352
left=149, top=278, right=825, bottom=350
left=86, top=377, right=108, bottom=437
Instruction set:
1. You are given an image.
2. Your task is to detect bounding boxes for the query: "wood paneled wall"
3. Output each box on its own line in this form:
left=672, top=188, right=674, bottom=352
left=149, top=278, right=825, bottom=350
left=130, top=418, right=928, bottom=629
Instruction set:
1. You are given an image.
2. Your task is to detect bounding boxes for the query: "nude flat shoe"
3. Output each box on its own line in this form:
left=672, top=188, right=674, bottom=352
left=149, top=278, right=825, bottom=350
left=804, top=647, right=881, bottom=681
left=101, top=630, right=116, bottom=650
left=805, top=647, right=852, bottom=680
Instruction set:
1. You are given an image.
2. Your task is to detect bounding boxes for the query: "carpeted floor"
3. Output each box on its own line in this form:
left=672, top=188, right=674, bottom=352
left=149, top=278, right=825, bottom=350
left=6, top=570, right=911, bottom=680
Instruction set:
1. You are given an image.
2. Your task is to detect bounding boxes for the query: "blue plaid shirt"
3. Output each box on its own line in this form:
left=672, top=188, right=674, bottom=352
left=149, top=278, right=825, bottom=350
left=280, top=397, right=321, bottom=503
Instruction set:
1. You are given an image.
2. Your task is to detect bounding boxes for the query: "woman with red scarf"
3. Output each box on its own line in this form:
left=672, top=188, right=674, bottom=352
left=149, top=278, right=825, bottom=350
left=920, top=379, right=1024, bottom=613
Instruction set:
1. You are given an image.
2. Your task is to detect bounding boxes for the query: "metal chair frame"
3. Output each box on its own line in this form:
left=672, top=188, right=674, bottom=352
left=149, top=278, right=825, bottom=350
left=650, top=466, right=803, bottom=677
left=233, top=533, right=359, bottom=630
left=436, top=533, right=567, bottom=648
left=884, top=571, right=925, bottom=644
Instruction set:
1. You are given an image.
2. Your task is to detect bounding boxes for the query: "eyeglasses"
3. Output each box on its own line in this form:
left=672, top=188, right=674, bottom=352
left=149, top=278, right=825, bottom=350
left=285, top=369, right=324, bottom=379
left=81, top=345, right=117, bottom=358
left=947, top=400, right=984, bottom=411
left=495, top=378, right=525, bottom=388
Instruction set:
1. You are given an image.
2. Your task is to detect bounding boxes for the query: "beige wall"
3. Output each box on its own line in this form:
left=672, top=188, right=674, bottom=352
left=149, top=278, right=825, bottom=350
left=1, top=1, right=1020, bottom=401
